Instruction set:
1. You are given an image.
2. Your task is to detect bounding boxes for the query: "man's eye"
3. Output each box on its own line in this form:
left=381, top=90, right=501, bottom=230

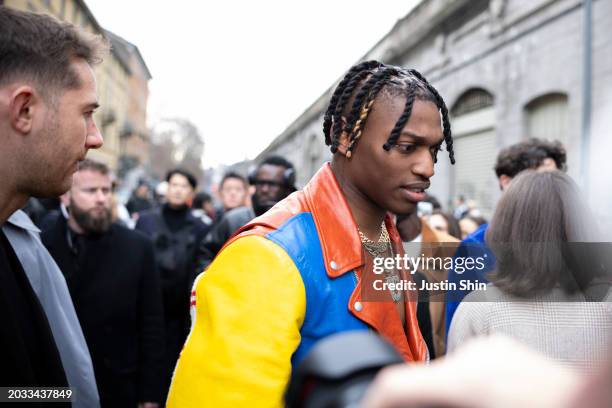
left=394, top=144, right=417, bottom=154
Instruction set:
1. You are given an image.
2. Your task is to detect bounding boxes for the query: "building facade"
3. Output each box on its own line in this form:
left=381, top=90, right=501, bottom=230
left=256, top=0, right=611, bottom=222
left=105, top=30, right=152, bottom=176
left=3, top=0, right=151, bottom=173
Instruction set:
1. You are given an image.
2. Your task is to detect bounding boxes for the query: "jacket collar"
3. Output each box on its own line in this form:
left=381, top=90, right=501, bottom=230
left=303, top=163, right=402, bottom=279
left=6, top=210, right=41, bottom=233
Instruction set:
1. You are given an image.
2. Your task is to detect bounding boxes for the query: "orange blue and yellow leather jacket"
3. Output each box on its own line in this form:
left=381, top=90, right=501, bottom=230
left=167, top=163, right=427, bottom=407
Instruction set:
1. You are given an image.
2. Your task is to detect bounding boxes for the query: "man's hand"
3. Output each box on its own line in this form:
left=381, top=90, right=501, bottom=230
left=361, top=335, right=581, bottom=408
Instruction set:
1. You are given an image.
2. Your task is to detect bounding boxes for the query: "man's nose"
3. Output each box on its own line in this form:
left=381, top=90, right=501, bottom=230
left=86, top=121, right=104, bottom=150
left=412, top=150, right=435, bottom=179
left=259, top=183, right=271, bottom=194
left=95, top=189, right=107, bottom=203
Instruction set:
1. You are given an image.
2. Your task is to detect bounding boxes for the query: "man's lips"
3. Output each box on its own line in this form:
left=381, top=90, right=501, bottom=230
left=402, top=181, right=430, bottom=192
left=90, top=207, right=107, bottom=214
left=401, top=182, right=430, bottom=202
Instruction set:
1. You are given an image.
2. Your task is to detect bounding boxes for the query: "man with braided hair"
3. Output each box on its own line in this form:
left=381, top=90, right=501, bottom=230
left=167, top=60, right=455, bottom=407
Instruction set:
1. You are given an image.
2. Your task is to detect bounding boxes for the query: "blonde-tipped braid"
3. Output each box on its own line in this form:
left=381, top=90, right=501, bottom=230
left=346, top=98, right=375, bottom=159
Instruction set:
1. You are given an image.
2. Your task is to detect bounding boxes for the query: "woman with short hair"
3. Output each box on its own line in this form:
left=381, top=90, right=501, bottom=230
left=448, top=170, right=612, bottom=372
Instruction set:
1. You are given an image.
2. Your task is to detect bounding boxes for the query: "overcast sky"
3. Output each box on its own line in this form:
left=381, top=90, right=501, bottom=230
left=86, top=0, right=419, bottom=168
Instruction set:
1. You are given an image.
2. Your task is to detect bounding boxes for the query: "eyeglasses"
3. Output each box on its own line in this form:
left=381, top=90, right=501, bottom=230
left=253, top=179, right=285, bottom=188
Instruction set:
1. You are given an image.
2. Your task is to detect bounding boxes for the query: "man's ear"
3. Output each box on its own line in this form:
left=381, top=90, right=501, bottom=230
left=9, top=86, right=39, bottom=135
left=60, top=191, right=71, bottom=207
left=499, top=174, right=512, bottom=191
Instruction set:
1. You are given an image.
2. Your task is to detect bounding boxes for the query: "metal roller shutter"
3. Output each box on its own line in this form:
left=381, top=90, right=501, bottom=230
left=526, top=93, right=569, bottom=148
left=453, top=129, right=497, bottom=218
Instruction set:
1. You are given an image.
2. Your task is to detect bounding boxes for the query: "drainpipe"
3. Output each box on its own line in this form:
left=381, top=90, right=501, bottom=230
left=581, top=0, right=593, bottom=195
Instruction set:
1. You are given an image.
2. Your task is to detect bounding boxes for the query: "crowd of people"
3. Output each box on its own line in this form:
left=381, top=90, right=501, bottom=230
left=14, top=155, right=298, bottom=407
left=1, top=6, right=611, bottom=408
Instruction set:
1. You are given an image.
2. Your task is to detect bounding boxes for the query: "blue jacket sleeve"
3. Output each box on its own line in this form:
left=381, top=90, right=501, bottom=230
left=445, top=224, right=495, bottom=337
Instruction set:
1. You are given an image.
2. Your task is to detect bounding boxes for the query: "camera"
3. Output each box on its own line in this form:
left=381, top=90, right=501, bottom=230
left=285, top=331, right=404, bottom=408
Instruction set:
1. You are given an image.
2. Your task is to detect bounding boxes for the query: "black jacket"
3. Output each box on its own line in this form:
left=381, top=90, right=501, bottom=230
left=41, top=217, right=164, bottom=407
left=0, top=230, right=69, bottom=403
left=194, top=206, right=255, bottom=272
left=135, top=206, right=208, bottom=318
left=126, top=195, right=153, bottom=216
left=134, top=205, right=208, bottom=401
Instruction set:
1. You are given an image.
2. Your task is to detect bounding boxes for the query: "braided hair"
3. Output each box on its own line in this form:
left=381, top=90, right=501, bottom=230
left=323, top=61, right=455, bottom=164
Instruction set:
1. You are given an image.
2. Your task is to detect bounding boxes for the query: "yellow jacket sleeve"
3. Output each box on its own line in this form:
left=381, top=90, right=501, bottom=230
left=166, top=235, right=306, bottom=407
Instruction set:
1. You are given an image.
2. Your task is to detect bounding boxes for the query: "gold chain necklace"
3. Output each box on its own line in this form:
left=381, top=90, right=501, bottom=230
left=359, top=221, right=390, bottom=258
left=358, top=221, right=402, bottom=303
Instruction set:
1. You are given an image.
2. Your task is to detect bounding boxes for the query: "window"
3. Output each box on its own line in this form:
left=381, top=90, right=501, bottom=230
left=451, top=88, right=494, bottom=116
left=449, top=88, right=497, bottom=218
left=525, top=93, right=569, bottom=147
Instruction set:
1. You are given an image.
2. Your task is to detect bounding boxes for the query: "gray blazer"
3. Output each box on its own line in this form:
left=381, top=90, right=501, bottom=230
left=3, top=210, right=100, bottom=408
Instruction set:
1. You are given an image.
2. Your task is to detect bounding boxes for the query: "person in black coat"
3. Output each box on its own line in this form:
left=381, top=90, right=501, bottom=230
left=194, top=156, right=297, bottom=273
left=126, top=180, right=154, bottom=219
left=41, top=160, right=164, bottom=408
left=135, top=168, right=209, bottom=401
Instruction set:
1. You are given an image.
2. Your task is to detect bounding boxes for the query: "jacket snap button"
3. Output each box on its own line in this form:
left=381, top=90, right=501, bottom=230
left=330, top=260, right=338, bottom=270
left=354, top=301, right=363, bottom=312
